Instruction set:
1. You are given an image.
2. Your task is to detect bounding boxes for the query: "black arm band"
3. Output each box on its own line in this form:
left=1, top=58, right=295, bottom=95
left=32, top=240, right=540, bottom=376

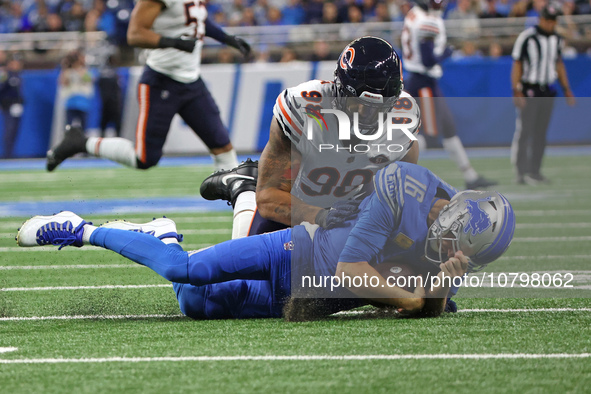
left=157, top=36, right=179, bottom=48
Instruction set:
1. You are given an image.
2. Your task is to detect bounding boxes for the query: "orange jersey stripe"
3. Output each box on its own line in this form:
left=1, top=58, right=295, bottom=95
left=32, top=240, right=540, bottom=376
left=278, top=95, right=303, bottom=136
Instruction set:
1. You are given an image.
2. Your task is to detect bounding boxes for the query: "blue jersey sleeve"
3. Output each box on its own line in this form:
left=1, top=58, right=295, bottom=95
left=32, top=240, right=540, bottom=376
left=338, top=192, right=396, bottom=263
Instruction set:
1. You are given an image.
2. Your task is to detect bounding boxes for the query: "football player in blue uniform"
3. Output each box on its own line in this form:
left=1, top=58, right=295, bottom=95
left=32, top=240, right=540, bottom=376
left=17, top=162, right=515, bottom=320
left=47, top=0, right=250, bottom=173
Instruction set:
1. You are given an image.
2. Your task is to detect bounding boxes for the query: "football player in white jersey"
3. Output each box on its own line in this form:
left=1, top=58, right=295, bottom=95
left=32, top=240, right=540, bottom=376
left=47, top=0, right=251, bottom=173
left=201, top=36, right=421, bottom=239
left=402, top=0, right=497, bottom=190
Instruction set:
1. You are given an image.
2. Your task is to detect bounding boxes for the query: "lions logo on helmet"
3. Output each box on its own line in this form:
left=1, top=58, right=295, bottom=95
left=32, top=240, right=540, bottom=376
left=425, top=190, right=516, bottom=272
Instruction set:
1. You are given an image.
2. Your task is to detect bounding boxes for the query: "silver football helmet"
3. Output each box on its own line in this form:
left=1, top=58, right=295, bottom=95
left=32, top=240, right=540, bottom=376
left=425, top=190, right=516, bottom=272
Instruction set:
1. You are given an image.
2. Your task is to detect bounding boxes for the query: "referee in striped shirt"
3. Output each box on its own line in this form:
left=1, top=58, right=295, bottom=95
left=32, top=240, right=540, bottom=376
left=510, top=2, right=576, bottom=185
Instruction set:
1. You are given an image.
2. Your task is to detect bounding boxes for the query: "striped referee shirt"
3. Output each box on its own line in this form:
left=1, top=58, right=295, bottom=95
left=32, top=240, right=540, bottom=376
left=512, top=26, right=564, bottom=86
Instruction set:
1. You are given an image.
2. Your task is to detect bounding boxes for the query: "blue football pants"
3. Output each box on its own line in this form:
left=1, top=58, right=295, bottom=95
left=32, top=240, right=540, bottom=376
left=90, top=228, right=292, bottom=319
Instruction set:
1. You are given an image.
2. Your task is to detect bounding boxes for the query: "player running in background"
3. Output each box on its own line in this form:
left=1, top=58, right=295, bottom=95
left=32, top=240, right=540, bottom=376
left=17, top=162, right=516, bottom=320
left=401, top=0, right=497, bottom=190
left=200, top=36, right=421, bottom=239
left=47, top=0, right=251, bottom=173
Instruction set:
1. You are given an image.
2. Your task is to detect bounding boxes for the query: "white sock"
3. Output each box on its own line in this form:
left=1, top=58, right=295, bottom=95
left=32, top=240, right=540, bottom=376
left=82, top=224, right=97, bottom=244
left=86, top=137, right=138, bottom=168
left=231, top=191, right=256, bottom=239
left=161, top=237, right=179, bottom=245
left=211, top=149, right=238, bottom=172
left=442, top=136, right=478, bottom=182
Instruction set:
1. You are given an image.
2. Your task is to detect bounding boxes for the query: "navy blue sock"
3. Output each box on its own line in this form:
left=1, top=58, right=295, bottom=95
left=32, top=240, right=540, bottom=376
left=90, top=228, right=189, bottom=283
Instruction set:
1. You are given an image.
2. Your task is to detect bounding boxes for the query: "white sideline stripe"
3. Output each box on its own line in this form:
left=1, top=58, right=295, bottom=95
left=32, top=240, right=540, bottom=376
left=499, top=255, right=591, bottom=260
left=0, top=314, right=184, bottom=321
left=0, top=264, right=139, bottom=270
left=516, top=223, right=591, bottom=229
left=334, top=308, right=591, bottom=316
left=513, top=236, right=591, bottom=242
left=516, top=210, right=591, bottom=216
left=0, top=354, right=589, bottom=364
left=2, top=308, right=590, bottom=322
left=1, top=284, right=171, bottom=292
left=458, top=308, right=591, bottom=313
left=0, top=243, right=213, bottom=252
left=0, top=347, right=18, bottom=353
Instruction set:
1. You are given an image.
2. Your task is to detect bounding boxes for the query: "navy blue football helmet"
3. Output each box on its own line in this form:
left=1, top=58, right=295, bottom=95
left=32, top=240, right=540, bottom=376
left=334, top=36, right=403, bottom=129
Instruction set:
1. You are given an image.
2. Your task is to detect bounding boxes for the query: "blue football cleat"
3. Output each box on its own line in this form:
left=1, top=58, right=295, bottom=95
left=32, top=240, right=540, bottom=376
left=16, top=211, right=89, bottom=250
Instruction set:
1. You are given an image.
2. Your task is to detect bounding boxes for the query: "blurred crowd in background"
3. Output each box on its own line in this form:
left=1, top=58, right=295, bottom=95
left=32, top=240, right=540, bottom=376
left=1, top=0, right=590, bottom=66
left=2, top=0, right=591, bottom=37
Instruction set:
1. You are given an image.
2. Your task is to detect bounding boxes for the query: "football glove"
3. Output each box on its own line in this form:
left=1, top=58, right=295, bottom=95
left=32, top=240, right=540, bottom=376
left=158, top=36, right=196, bottom=53
left=315, top=199, right=362, bottom=229
left=226, top=35, right=251, bottom=58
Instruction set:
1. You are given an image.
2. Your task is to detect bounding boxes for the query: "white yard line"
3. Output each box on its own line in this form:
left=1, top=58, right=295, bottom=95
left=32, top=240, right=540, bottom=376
left=0, top=314, right=184, bottom=321
left=499, top=255, right=591, bottom=260
left=0, top=353, right=589, bottom=364
left=0, top=284, right=171, bottom=292
left=0, top=347, right=18, bottom=353
left=515, top=223, right=591, bottom=229
left=0, top=244, right=213, bottom=252
left=2, top=308, right=590, bottom=322
left=0, top=264, right=139, bottom=270
left=512, top=236, right=591, bottom=242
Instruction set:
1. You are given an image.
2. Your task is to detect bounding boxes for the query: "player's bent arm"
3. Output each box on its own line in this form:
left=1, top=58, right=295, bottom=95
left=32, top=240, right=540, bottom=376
left=401, top=141, right=419, bottom=164
left=335, top=261, right=425, bottom=313
left=127, top=0, right=164, bottom=48
left=257, top=118, right=324, bottom=226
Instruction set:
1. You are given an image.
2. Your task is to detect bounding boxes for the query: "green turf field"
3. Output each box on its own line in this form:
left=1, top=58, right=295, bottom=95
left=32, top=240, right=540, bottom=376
left=1, top=153, right=590, bottom=393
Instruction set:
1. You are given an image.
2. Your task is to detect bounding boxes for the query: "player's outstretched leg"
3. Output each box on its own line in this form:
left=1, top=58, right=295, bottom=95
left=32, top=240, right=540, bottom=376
left=17, top=212, right=191, bottom=282
left=46, top=125, right=88, bottom=172
left=199, top=158, right=258, bottom=207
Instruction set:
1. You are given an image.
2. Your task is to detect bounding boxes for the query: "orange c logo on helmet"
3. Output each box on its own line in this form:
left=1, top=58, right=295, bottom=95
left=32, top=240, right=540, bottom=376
left=339, top=47, right=355, bottom=69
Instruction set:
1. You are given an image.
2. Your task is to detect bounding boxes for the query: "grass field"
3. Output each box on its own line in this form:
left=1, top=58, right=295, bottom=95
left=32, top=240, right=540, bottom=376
left=1, top=151, right=590, bottom=393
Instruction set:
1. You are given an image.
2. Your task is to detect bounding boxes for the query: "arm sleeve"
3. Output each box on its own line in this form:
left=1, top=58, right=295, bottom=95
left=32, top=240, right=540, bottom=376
left=204, top=18, right=228, bottom=43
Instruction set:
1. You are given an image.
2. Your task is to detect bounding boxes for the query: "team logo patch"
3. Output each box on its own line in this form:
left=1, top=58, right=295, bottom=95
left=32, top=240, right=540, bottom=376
left=464, top=198, right=492, bottom=235
left=393, top=233, right=414, bottom=249
left=161, top=90, right=170, bottom=99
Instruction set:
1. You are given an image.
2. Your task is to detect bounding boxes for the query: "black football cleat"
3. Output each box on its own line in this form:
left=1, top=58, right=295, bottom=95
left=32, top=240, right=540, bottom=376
left=46, top=125, right=88, bottom=172
left=200, top=158, right=258, bottom=207
left=466, top=176, right=498, bottom=190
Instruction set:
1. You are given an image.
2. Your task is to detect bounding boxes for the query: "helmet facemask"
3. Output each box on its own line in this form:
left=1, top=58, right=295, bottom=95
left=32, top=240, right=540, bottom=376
left=424, top=191, right=516, bottom=273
